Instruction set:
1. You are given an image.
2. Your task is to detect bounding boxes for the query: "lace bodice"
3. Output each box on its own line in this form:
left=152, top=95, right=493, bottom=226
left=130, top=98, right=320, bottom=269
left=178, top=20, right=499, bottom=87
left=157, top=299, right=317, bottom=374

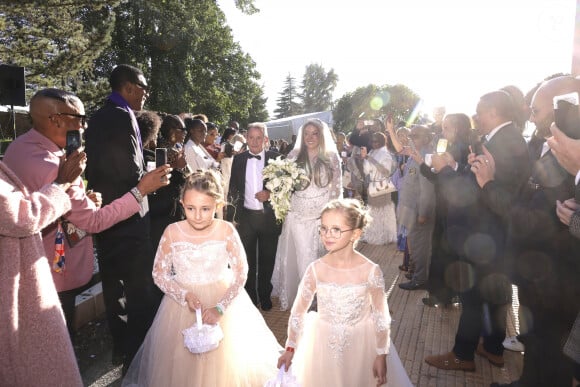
left=152, top=220, right=247, bottom=311
left=286, top=258, right=391, bottom=358
left=288, top=150, right=342, bottom=218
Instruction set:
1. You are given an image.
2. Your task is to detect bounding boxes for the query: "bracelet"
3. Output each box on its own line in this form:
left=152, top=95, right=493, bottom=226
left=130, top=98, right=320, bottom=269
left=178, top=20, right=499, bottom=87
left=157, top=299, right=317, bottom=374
left=215, top=303, right=224, bottom=315
left=285, top=346, right=295, bottom=353
left=130, top=186, right=144, bottom=203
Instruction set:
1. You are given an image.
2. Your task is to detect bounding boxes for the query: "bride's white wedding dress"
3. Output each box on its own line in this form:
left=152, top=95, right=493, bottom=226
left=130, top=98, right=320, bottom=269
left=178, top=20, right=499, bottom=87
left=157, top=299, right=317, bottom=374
left=271, top=149, right=342, bottom=310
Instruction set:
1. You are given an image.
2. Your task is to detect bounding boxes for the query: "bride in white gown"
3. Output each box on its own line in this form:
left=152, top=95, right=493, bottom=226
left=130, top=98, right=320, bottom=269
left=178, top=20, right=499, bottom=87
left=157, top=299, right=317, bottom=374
left=271, top=118, right=342, bottom=311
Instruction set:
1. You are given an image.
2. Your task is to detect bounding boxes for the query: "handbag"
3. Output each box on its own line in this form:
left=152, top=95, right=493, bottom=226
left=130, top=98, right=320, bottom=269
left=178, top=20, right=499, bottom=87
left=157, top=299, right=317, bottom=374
left=60, top=219, right=87, bottom=248
left=263, top=364, right=301, bottom=387
left=182, top=308, right=224, bottom=354
left=368, top=178, right=397, bottom=197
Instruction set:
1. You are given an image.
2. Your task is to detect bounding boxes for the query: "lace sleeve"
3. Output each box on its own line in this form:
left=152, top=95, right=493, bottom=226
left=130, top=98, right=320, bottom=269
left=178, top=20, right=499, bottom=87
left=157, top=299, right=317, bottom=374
left=329, top=152, right=343, bottom=199
left=217, top=223, right=249, bottom=311
left=285, top=262, right=317, bottom=348
left=369, top=264, right=391, bottom=355
left=152, top=227, right=188, bottom=306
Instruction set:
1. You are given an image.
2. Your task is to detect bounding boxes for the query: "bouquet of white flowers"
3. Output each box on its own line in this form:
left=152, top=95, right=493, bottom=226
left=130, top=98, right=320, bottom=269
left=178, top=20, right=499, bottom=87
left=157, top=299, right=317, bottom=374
left=263, top=156, right=309, bottom=223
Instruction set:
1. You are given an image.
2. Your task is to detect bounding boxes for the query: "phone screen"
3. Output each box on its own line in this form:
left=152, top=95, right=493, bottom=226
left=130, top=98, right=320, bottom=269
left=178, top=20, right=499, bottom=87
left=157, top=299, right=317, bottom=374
left=65, top=130, right=81, bottom=156
left=436, top=138, right=448, bottom=154
left=155, top=148, right=168, bottom=168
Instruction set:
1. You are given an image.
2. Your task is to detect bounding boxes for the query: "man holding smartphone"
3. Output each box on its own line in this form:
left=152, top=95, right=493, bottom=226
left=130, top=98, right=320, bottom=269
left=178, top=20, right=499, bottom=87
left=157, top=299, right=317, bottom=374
left=85, top=64, right=169, bottom=371
left=425, top=90, right=530, bottom=373
left=3, top=88, right=169, bottom=355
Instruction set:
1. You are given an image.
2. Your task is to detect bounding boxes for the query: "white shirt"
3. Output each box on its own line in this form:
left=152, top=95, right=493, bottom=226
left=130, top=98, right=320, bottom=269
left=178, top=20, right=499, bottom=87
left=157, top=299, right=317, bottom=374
left=184, top=139, right=219, bottom=171
left=244, top=150, right=265, bottom=210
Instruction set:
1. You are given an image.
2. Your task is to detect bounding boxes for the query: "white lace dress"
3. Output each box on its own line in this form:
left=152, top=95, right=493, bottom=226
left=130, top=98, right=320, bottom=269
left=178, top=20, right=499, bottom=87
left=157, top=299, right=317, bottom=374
left=287, top=258, right=413, bottom=387
left=363, top=146, right=397, bottom=245
left=122, top=220, right=282, bottom=387
left=271, top=150, right=342, bottom=311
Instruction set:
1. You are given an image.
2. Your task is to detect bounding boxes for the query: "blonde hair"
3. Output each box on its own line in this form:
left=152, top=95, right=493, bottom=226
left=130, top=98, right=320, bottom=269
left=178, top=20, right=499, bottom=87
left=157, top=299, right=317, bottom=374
left=321, top=198, right=371, bottom=231
left=295, top=119, right=336, bottom=188
left=181, top=170, right=224, bottom=205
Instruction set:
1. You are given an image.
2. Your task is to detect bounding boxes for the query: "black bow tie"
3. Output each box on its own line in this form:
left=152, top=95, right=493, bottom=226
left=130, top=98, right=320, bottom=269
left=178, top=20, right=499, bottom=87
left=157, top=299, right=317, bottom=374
left=248, top=153, right=261, bottom=160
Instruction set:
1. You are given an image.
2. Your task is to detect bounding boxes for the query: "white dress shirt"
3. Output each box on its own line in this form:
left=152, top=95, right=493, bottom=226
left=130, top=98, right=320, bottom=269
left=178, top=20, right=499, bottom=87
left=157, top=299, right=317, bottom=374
left=244, top=150, right=265, bottom=210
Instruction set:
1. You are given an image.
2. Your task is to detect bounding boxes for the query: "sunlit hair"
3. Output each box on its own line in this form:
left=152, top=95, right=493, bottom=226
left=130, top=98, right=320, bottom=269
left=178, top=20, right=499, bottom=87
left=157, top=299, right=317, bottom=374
left=247, top=122, right=268, bottom=137
left=321, top=199, right=371, bottom=232
left=443, top=113, right=472, bottom=145
left=293, top=118, right=337, bottom=188
left=479, top=90, right=515, bottom=122
left=181, top=170, right=224, bottom=205
left=371, top=132, right=386, bottom=148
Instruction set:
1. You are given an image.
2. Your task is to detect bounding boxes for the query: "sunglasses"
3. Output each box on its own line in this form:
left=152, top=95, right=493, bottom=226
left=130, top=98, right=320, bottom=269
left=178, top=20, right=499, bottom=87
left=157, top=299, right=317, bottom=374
left=53, top=112, right=87, bottom=126
left=134, top=81, right=150, bottom=92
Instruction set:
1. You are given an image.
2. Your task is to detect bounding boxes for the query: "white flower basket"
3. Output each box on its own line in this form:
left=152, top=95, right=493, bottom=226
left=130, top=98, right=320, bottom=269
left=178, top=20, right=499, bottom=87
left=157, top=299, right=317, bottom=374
left=263, top=364, right=301, bottom=387
left=182, top=308, right=224, bottom=354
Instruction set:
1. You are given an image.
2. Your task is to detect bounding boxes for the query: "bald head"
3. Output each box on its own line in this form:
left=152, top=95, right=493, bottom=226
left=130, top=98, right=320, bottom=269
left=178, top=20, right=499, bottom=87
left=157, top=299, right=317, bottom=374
left=29, top=88, right=85, bottom=148
left=531, top=76, right=580, bottom=137
left=30, top=89, right=83, bottom=128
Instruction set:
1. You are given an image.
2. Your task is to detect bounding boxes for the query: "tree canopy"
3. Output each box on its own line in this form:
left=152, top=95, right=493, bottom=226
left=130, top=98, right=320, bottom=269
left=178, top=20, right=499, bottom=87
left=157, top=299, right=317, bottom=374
left=273, top=74, right=302, bottom=119
left=300, top=63, right=338, bottom=114
left=332, top=84, right=421, bottom=133
left=0, top=0, right=266, bottom=127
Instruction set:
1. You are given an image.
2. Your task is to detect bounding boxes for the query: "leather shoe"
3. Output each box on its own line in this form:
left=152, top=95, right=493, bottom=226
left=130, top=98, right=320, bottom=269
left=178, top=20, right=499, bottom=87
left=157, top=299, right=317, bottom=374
left=398, top=281, right=424, bottom=290
left=490, top=381, right=520, bottom=387
left=398, top=264, right=409, bottom=272
left=261, top=299, right=273, bottom=311
left=476, top=343, right=504, bottom=367
left=425, top=351, right=475, bottom=371
left=404, top=272, right=413, bottom=280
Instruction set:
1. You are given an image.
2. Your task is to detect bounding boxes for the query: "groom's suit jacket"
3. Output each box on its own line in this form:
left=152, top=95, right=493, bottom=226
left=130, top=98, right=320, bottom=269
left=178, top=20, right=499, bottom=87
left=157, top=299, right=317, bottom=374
left=227, top=149, right=282, bottom=226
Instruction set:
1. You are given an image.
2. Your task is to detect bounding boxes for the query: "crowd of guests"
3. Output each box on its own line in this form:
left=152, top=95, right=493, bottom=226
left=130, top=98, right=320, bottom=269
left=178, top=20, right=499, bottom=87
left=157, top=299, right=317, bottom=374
left=2, top=62, right=580, bottom=387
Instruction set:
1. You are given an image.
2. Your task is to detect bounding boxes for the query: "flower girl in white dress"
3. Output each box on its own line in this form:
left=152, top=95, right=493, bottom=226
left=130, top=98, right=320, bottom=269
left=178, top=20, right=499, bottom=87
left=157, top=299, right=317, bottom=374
left=277, top=199, right=413, bottom=387
left=123, top=170, right=282, bottom=387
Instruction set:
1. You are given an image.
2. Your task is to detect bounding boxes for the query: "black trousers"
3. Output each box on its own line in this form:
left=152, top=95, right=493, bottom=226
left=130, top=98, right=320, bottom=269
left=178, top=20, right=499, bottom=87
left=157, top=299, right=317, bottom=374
left=95, top=233, right=162, bottom=368
left=517, top=287, right=575, bottom=387
left=237, top=208, right=281, bottom=306
left=453, top=278, right=509, bottom=360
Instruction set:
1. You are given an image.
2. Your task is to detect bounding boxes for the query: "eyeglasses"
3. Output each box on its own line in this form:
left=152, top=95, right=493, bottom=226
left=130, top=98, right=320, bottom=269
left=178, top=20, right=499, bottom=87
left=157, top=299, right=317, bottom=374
left=53, top=112, right=87, bottom=126
left=134, top=81, right=150, bottom=92
left=318, top=225, right=355, bottom=238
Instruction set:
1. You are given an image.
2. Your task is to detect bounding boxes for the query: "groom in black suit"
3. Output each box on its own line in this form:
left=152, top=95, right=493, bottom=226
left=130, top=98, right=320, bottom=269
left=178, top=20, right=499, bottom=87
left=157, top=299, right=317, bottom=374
left=227, top=123, right=282, bottom=311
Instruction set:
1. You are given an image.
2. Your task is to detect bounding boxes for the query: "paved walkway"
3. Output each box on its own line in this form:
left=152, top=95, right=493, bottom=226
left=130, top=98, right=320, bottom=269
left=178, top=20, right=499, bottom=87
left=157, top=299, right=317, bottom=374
left=77, top=241, right=524, bottom=386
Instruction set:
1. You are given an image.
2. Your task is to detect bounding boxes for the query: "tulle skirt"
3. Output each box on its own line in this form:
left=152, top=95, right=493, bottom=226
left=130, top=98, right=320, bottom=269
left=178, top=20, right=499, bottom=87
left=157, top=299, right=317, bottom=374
left=122, top=279, right=282, bottom=387
left=293, top=312, right=413, bottom=387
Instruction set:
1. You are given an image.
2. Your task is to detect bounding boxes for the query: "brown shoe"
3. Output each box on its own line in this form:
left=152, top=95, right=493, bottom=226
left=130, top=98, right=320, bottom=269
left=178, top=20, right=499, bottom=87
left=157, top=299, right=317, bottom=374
left=425, top=352, right=475, bottom=372
left=476, top=343, right=504, bottom=367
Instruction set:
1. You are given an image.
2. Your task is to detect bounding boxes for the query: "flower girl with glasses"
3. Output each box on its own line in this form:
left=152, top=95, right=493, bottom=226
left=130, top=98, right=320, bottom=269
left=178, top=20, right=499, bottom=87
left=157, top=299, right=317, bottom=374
left=123, top=170, right=282, bottom=387
left=277, top=199, right=413, bottom=387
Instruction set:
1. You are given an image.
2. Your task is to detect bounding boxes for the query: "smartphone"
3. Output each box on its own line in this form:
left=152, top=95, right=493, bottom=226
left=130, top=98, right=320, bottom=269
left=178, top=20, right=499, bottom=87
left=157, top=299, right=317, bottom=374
left=436, top=138, right=448, bottom=154
left=65, top=130, right=81, bottom=156
left=553, top=92, right=580, bottom=139
left=470, top=132, right=483, bottom=155
left=155, top=148, right=168, bottom=168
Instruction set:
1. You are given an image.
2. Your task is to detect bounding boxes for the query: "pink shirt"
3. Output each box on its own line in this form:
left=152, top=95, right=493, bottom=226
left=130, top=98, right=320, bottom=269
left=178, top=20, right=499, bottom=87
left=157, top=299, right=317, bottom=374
left=3, top=129, right=140, bottom=291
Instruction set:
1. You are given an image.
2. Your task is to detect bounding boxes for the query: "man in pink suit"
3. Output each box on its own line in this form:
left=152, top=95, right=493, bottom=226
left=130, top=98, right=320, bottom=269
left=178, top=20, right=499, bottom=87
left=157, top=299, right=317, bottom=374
left=3, top=88, right=170, bottom=338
